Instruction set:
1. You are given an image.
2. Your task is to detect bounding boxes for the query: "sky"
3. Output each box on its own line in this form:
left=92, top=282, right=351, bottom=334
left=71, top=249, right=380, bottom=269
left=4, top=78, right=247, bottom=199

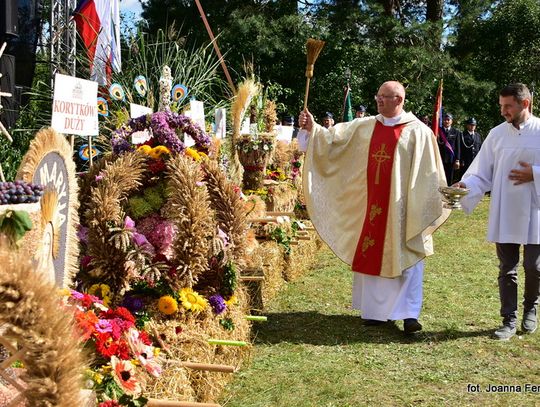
left=120, top=0, right=143, bottom=19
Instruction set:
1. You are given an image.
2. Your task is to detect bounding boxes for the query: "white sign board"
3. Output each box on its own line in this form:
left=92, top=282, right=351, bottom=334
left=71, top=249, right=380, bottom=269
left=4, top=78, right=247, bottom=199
left=190, top=100, right=205, bottom=130
left=51, top=73, right=98, bottom=136
left=130, top=103, right=153, bottom=119
left=275, top=125, right=294, bottom=143
left=215, top=108, right=226, bottom=139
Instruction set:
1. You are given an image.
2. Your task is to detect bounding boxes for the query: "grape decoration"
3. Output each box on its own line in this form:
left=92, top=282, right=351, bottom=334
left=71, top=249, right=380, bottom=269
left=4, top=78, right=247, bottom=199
left=0, top=181, right=44, bottom=204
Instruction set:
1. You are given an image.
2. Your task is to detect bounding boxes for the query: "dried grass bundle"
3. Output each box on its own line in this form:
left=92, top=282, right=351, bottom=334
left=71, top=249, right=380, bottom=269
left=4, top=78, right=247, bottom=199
left=83, top=151, right=147, bottom=292
left=201, top=158, right=248, bottom=266
left=263, top=100, right=278, bottom=133
left=166, top=155, right=214, bottom=289
left=231, top=79, right=259, bottom=141
left=0, top=239, right=86, bottom=406
left=271, top=140, right=293, bottom=170
left=267, top=183, right=297, bottom=213
left=77, top=153, right=114, bottom=216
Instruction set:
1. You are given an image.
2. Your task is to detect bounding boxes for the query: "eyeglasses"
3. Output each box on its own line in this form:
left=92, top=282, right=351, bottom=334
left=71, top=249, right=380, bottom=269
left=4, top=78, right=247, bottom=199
left=374, top=94, right=398, bottom=101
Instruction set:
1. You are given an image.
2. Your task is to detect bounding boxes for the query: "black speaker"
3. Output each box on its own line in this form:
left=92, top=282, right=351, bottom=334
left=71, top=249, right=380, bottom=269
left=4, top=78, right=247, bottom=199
left=0, top=0, right=18, bottom=38
left=0, top=53, right=19, bottom=129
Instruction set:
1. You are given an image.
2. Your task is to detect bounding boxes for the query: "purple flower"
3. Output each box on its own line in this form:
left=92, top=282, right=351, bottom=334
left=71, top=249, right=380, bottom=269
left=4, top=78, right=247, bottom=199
left=80, top=255, right=93, bottom=269
left=208, top=294, right=226, bottom=315
left=77, top=226, right=89, bottom=244
left=110, top=111, right=210, bottom=155
left=122, top=296, right=145, bottom=313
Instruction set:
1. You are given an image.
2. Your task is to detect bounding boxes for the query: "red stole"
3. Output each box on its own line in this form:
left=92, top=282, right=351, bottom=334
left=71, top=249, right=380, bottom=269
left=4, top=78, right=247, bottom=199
left=352, top=120, right=406, bottom=275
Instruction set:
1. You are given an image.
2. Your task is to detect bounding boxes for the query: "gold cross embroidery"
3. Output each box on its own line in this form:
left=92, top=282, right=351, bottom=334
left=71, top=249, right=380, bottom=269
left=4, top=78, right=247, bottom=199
left=369, top=204, right=382, bottom=223
left=361, top=236, right=375, bottom=255
left=372, top=143, right=390, bottom=185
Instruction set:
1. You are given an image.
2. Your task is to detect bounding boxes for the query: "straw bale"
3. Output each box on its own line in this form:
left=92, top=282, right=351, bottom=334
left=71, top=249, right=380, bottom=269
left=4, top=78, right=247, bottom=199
left=149, top=286, right=251, bottom=403
left=283, top=233, right=318, bottom=282
left=249, top=240, right=285, bottom=306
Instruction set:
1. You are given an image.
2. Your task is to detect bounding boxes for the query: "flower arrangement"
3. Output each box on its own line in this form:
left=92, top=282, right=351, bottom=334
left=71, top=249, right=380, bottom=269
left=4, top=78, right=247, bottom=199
left=65, top=289, right=162, bottom=405
left=111, top=111, right=211, bottom=155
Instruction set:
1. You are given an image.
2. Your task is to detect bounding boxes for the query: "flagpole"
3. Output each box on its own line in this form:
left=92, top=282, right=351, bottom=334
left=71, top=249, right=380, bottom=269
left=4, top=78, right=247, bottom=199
left=341, top=67, right=351, bottom=122
left=530, top=81, right=535, bottom=114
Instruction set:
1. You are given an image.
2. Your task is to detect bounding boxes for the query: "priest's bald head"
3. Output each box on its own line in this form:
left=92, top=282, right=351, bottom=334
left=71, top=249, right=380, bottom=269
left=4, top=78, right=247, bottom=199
left=375, top=81, right=406, bottom=118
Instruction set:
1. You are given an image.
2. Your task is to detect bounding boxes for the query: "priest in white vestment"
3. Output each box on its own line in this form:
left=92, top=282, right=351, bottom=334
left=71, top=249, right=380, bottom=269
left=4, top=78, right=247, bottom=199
left=457, top=83, right=540, bottom=341
left=298, top=81, right=450, bottom=333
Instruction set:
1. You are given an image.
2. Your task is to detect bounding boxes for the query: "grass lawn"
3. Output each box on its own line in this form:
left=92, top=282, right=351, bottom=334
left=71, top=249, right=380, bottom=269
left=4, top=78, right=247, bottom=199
left=221, top=197, right=540, bottom=406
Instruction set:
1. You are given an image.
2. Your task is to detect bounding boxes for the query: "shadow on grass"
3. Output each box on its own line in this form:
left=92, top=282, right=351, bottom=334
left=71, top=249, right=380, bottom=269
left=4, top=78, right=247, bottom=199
left=252, top=311, right=494, bottom=345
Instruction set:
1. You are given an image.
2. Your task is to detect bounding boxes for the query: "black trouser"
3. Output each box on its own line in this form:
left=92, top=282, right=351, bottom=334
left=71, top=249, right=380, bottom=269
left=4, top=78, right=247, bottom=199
left=443, top=162, right=454, bottom=186
left=496, top=243, right=540, bottom=326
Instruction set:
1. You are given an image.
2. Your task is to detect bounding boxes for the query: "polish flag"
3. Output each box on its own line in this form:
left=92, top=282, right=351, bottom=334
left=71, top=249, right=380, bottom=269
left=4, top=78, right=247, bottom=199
left=73, top=0, right=121, bottom=85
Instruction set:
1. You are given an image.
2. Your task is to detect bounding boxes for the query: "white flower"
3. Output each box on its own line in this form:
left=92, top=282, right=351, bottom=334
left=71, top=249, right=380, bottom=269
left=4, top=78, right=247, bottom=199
left=263, top=144, right=269, bottom=151
left=252, top=144, right=259, bottom=150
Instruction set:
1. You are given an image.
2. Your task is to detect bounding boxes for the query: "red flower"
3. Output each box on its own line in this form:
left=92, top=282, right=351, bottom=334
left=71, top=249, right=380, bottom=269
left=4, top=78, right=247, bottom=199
left=98, top=401, right=121, bottom=407
left=138, top=331, right=153, bottom=346
left=116, top=339, right=131, bottom=360
left=148, top=159, right=166, bottom=173
left=95, top=332, right=118, bottom=358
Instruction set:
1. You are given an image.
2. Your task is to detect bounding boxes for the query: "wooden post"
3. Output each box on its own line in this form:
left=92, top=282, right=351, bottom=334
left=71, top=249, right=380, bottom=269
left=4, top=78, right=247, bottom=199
left=147, top=400, right=221, bottom=407
left=88, top=135, right=93, bottom=166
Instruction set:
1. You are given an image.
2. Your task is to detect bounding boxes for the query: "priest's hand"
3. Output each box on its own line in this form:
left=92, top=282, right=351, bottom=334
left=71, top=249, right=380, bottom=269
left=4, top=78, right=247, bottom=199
left=299, top=109, right=314, bottom=132
left=509, top=161, right=533, bottom=185
left=452, top=181, right=467, bottom=188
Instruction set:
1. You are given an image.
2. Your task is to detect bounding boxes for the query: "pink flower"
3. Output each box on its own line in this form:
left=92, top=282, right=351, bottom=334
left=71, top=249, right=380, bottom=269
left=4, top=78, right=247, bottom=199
left=217, top=227, right=230, bottom=248
left=124, top=216, right=135, bottom=230
left=95, top=319, right=113, bottom=334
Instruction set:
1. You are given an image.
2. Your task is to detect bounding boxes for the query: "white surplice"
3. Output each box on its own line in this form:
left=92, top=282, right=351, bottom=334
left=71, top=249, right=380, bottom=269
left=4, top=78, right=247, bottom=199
left=461, top=116, right=540, bottom=244
left=352, top=260, right=424, bottom=320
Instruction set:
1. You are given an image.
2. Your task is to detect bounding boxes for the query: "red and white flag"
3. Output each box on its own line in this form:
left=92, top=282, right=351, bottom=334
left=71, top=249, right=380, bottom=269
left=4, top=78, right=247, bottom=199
left=73, top=0, right=121, bottom=85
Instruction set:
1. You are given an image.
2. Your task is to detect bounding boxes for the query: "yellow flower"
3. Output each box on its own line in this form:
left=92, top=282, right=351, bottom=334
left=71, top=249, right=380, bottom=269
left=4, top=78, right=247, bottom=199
left=185, top=147, right=202, bottom=162
left=225, top=295, right=238, bottom=307
left=149, top=145, right=170, bottom=159
left=158, top=295, right=178, bottom=315
left=59, top=288, right=70, bottom=297
left=88, top=284, right=112, bottom=306
left=137, top=145, right=153, bottom=155
left=179, top=287, right=207, bottom=312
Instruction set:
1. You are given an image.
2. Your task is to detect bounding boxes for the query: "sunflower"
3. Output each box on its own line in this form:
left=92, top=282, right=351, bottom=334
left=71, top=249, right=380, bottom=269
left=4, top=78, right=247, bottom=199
left=157, top=295, right=178, bottom=315
left=179, top=288, right=207, bottom=312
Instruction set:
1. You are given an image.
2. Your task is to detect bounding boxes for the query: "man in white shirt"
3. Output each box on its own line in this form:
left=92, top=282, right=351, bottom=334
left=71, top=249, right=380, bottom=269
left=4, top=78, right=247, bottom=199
left=456, top=83, right=540, bottom=340
left=298, top=81, right=449, bottom=334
